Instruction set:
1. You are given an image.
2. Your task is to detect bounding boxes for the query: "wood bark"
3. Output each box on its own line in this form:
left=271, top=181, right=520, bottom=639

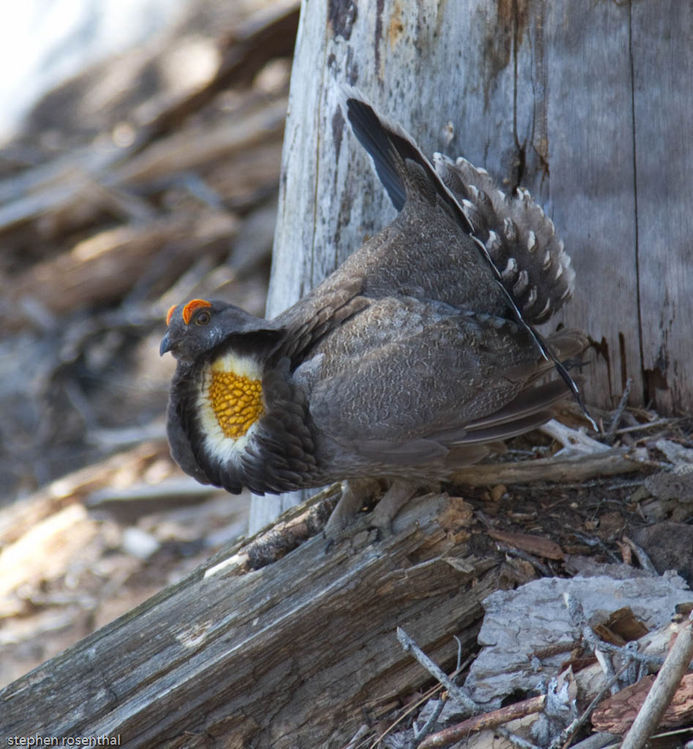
left=0, top=491, right=502, bottom=747
left=255, top=0, right=692, bottom=526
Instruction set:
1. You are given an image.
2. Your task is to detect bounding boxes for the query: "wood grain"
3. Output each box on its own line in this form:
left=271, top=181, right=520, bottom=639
left=0, top=492, right=498, bottom=747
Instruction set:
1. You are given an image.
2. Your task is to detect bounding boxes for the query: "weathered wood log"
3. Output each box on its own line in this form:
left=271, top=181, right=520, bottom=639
left=0, top=100, right=284, bottom=241
left=450, top=446, right=654, bottom=486
left=6, top=214, right=236, bottom=326
left=1, top=99, right=289, bottom=330
left=0, top=442, right=169, bottom=547
left=118, top=100, right=287, bottom=185
left=0, top=491, right=504, bottom=747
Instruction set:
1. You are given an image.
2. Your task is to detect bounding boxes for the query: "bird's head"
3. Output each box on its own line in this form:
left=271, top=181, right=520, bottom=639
left=160, top=299, right=280, bottom=365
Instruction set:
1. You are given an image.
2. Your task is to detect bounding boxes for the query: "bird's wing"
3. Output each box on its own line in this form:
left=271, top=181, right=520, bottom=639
left=303, top=296, right=585, bottom=464
left=272, top=279, right=370, bottom=365
left=344, top=95, right=591, bottom=425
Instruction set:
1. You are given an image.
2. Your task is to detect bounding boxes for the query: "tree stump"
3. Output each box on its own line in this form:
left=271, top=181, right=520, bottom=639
left=254, top=0, right=692, bottom=530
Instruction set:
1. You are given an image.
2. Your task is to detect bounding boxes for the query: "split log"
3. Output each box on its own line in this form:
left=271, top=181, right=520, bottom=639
left=0, top=490, right=502, bottom=747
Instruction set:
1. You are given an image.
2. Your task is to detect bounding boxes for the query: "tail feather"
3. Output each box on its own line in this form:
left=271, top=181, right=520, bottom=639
left=344, top=96, right=475, bottom=230
left=345, top=96, right=575, bottom=325
left=434, top=154, right=575, bottom=323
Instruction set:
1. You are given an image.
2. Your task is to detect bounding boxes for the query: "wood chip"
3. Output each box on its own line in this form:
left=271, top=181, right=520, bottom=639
left=487, top=528, right=565, bottom=560
left=592, top=673, right=693, bottom=733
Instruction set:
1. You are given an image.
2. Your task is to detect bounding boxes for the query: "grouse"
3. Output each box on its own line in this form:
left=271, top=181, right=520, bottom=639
left=160, top=96, right=587, bottom=531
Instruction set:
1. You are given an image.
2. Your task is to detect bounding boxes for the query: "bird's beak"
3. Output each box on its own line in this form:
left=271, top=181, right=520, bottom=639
left=159, top=332, right=172, bottom=356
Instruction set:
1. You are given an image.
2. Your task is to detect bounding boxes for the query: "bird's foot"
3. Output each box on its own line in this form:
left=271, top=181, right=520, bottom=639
left=324, top=478, right=417, bottom=543
left=369, top=480, right=417, bottom=535
left=324, top=478, right=381, bottom=540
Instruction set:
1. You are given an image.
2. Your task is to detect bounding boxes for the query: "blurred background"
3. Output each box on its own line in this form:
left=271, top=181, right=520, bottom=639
left=0, top=0, right=187, bottom=143
left=0, top=0, right=297, bottom=685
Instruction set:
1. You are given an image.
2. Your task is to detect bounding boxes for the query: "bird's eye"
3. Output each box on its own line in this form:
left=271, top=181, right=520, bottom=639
left=195, top=310, right=211, bottom=326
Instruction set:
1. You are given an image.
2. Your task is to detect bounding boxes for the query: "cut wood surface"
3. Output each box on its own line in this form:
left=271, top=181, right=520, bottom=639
left=0, top=491, right=500, bottom=747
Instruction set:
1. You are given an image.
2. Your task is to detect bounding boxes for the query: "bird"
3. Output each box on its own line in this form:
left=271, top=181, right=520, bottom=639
left=160, top=95, right=587, bottom=532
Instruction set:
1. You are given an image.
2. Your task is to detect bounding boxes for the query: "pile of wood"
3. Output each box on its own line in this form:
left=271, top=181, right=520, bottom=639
left=2, top=441, right=693, bottom=746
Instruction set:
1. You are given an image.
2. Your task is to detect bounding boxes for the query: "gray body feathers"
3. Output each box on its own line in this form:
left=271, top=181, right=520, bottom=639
left=161, top=96, right=587, bottom=497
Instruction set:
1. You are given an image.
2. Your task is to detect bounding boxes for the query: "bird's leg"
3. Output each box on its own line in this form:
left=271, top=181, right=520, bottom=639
left=324, top=478, right=381, bottom=537
left=370, top=479, right=417, bottom=534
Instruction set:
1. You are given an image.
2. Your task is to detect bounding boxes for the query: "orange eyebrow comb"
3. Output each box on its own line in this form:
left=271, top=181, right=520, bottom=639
left=182, top=299, right=212, bottom=325
left=165, top=305, right=177, bottom=325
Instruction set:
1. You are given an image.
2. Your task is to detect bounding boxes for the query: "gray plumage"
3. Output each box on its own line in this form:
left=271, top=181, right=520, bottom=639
left=160, top=96, right=587, bottom=512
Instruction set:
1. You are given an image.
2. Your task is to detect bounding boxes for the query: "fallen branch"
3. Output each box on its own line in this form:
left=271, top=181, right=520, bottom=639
left=418, top=695, right=546, bottom=748
left=620, top=612, right=693, bottom=749
left=451, top=447, right=653, bottom=486
left=397, top=627, right=478, bottom=714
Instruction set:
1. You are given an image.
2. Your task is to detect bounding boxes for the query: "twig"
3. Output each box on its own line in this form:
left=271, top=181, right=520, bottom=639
left=565, top=595, right=626, bottom=697
left=613, top=418, right=680, bottom=436
left=367, top=654, right=475, bottom=748
left=594, top=649, right=619, bottom=695
left=569, top=733, right=620, bottom=749
left=647, top=727, right=693, bottom=744
left=605, top=377, right=633, bottom=442
left=343, top=724, right=370, bottom=749
left=621, top=535, right=658, bottom=575
left=563, top=594, right=664, bottom=669
left=621, top=611, right=693, bottom=749
left=624, top=641, right=648, bottom=684
left=396, top=627, right=478, bottom=714
left=540, top=419, right=610, bottom=455
left=552, top=663, right=630, bottom=749
left=495, top=725, right=542, bottom=749
left=493, top=543, right=553, bottom=576
left=413, top=695, right=447, bottom=747
left=417, top=695, right=545, bottom=748
left=453, top=635, right=463, bottom=673
left=595, top=640, right=663, bottom=668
